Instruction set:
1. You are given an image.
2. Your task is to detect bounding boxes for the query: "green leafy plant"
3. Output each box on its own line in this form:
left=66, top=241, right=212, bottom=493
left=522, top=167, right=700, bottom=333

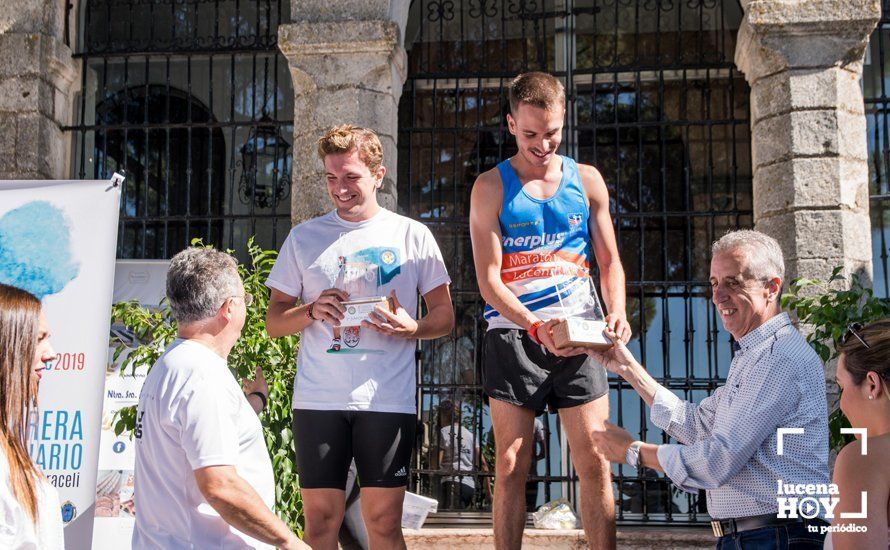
left=110, top=238, right=303, bottom=532
left=781, top=266, right=890, bottom=452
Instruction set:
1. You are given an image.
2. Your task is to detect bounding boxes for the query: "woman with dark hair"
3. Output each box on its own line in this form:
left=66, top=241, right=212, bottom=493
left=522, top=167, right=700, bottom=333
left=826, top=319, right=890, bottom=550
left=0, top=283, right=64, bottom=548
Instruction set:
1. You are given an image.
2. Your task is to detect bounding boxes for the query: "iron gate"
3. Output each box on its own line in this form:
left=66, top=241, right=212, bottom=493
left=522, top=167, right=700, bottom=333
left=66, top=0, right=294, bottom=260
left=399, top=0, right=753, bottom=525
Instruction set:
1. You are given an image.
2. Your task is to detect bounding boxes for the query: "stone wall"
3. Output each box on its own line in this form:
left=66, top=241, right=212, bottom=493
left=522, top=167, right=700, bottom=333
left=0, top=0, right=77, bottom=180
left=735, top=0, right=879, bottom=286
left=278, top=0, right=410, bottom=224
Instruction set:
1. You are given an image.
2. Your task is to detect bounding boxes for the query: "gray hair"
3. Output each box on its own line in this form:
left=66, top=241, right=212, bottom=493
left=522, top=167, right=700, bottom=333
left=166, top=247, right=242, bottom=324
left=711, top=230, right=785, bottom=283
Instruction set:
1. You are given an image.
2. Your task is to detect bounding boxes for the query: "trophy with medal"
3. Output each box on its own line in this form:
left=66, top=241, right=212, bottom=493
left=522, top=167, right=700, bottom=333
left=549, top=265, right=613, bottom=351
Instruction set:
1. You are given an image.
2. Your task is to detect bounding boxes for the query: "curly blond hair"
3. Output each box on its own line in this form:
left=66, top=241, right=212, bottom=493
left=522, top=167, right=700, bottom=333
left=317, top=125, right=384, bottom=174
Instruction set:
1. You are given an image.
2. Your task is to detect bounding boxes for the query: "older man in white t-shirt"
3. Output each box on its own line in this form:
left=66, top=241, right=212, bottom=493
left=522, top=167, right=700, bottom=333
left=133, top=248, right=307, bottom=550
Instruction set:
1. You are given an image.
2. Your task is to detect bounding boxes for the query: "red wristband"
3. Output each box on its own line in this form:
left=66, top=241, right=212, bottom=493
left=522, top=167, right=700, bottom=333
left=528, top=320, right=545, bottom=344
left=306, top=302, right=315, bottom=320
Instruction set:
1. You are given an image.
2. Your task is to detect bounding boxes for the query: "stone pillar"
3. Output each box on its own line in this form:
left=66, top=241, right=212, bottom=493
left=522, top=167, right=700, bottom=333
left=735, top=0, right=879, bottom=286
left=278, top=1, right=408, bottom=224
left=0, top=0, right=77, bottom=179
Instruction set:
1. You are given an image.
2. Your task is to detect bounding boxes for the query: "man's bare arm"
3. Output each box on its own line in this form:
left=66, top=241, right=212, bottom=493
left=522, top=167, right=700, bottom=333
left=362, top=284, right=453, bottom=339
left=265, top=289, right=311, bottom=338
left=413, top=284, right=455, bottom=340
left=194, top=465, right=307, bottom=549
left=580, top=164, right=631, bottom=343
left=266, top=287, right=348, bottom=338
left=469, top=170, right=540, bottom=331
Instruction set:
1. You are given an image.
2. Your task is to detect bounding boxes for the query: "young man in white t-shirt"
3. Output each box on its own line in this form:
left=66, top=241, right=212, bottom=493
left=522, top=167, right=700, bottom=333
left=265, top=125, right=454, bottom=550
left=133, top=248, right=305, bottom=549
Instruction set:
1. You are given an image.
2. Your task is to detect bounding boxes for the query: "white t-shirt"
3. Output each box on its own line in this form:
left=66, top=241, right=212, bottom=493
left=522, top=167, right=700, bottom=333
left=266, top=208, right=451, bottom=414
left=133, top=339, right=275, bottom=549
left=439, top=424, right=477, bottom=488
left=0, top=446, right=64, bottom=550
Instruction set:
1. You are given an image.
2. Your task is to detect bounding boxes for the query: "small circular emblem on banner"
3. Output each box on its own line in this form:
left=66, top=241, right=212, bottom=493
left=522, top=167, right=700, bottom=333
left=61, top=501, right=77, bottom=524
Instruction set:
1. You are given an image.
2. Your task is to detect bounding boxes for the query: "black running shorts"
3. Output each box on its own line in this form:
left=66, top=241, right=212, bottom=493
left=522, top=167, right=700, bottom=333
left=291, top=409, right=415, bottom=490
left=482, top=328, right=609, bottom=412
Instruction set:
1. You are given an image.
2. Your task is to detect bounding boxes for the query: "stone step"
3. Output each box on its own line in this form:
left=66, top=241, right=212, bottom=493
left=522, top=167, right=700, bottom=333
left=403, top=527, right=714, bottom=549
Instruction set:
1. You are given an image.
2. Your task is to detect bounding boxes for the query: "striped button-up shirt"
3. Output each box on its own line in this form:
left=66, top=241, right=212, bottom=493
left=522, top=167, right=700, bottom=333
left=653, top=312, right=830, bottom=520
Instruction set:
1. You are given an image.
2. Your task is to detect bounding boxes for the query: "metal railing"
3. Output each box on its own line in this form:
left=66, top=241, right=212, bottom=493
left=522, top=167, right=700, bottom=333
left=64, top=0, right=294, bottom=260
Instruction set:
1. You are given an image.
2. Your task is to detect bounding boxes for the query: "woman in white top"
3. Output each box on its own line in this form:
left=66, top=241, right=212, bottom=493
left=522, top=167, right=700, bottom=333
left=0, top=284, right=64, bottom=549
left=826, top=319, right=890, bottom=550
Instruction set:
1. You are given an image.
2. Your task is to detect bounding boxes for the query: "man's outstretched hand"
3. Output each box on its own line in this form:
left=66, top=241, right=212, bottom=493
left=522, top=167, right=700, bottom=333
left=587, top=329, right=641, bottom=378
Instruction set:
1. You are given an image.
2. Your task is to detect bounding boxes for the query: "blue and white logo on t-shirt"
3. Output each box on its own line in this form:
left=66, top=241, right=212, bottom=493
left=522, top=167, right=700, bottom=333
left=348, top=246, right=402, bottom=286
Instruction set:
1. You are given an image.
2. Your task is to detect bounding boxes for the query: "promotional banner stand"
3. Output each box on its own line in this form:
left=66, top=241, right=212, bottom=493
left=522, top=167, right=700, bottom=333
left=0, top=176, right=123, bottom=549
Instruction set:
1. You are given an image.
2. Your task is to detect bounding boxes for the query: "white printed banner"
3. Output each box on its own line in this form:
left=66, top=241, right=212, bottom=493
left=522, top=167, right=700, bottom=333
left=0, top=178, right=122, bottom=549
left=92, top=259, right=169, bottom=550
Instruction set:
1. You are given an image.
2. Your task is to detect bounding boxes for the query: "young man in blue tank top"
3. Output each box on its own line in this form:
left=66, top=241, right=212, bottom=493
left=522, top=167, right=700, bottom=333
left=469, top=72, right=631, bottom=549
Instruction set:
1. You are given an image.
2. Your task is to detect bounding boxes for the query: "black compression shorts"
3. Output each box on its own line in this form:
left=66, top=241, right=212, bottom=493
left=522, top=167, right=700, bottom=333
left=292, top=409, right=415, bottom=490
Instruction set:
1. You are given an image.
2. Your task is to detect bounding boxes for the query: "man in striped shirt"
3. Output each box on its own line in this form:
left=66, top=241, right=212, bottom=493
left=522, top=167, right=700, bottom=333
left=590, top=229, right=830, bottom=549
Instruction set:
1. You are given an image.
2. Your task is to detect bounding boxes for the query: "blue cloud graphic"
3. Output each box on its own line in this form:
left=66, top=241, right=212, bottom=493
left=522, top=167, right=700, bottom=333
left=0, top=201, right=80, bottom=299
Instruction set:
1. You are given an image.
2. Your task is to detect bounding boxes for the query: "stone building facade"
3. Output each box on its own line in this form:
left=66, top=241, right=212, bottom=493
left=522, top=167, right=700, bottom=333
left=0, top=0, right=885, bottom=542
left=3, top=0, right=874, bottom=284
left=279, top=0, right=879, bottom=288
left=737, top=0, right=877, bottom=290
left=0, top=0, right=76, bottom=180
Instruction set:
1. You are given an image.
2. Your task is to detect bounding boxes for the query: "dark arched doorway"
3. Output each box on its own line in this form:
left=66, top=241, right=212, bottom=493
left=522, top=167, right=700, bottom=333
left=67, top=0, right=294, bottom=260
left=94, top=86, right=227, bottom=258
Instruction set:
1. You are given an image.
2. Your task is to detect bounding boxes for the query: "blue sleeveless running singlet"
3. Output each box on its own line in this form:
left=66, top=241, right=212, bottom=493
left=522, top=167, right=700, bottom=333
left=484, top=156, right=594, bottom=330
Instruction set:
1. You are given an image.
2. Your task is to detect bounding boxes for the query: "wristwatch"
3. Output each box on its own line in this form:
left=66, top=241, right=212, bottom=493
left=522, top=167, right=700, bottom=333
left=625, top=440, right=644, bottom=468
